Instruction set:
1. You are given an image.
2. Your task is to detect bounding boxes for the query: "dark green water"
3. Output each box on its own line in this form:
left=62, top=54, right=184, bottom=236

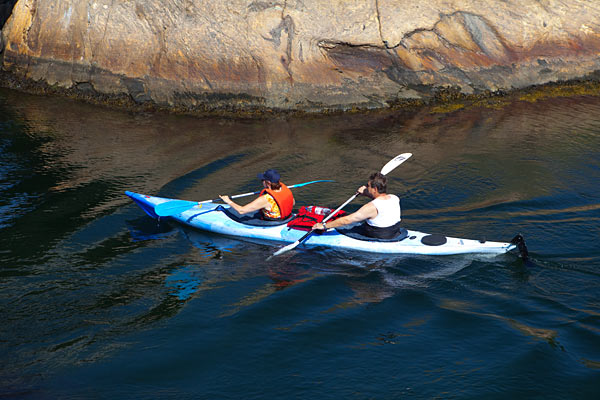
left=1, top=88, right=599, bottom=399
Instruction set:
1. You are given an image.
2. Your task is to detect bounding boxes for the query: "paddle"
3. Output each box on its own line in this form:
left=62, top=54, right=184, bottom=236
left=155, top=179, right=335, bottom=217
left=271, top=153, right=412, bottom=257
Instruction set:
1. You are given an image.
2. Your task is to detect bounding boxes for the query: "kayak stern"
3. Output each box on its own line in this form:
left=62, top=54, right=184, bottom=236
left=510, top=234, right=529, bottom=260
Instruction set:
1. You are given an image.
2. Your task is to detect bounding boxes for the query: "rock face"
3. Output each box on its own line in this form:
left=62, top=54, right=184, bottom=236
left=2, top=0, right=600, bottom=112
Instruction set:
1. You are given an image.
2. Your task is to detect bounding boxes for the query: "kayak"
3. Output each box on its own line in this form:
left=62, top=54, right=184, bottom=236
left=125, top=191, right=528, bottom=257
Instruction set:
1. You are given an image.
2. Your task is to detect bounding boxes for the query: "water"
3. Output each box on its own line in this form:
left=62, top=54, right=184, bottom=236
left=1, top=88, right=599, bottom=399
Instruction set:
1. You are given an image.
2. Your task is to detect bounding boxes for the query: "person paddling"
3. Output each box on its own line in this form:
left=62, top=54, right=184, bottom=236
left=220, top=169, right=295, bottom=220
left=312, top=172, right=401, bottom=239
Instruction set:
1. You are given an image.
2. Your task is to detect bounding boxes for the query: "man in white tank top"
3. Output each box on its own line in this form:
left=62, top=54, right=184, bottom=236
left=312, top=172, right=402, bottom=239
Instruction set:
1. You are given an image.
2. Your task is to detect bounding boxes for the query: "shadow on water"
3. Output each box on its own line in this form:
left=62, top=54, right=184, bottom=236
left=2, top=88, right=600, bottom=398
left=125, top=215, right=175, bottom=242
left=157, top=153, right=248, bottom=198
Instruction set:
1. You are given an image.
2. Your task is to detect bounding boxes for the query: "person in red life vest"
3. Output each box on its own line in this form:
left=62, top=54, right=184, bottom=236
left=219, top=169, right=295, bottom=220
left=312, top=172, right=401, bottom=239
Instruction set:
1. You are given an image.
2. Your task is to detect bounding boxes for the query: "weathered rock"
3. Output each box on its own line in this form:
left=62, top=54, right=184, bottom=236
left=1, top=0, right=600, bottom=112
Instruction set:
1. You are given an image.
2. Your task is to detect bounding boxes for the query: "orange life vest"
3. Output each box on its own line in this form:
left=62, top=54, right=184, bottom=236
left=260, top=183, right=294, bottom=219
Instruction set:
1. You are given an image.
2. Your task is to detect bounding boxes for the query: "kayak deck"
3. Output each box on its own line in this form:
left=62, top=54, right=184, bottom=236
left=125, top=191, right=523, bottom=256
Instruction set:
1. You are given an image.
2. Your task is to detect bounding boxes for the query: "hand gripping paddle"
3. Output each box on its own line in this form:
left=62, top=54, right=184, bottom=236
left=271, top=153, right=412, bottom=257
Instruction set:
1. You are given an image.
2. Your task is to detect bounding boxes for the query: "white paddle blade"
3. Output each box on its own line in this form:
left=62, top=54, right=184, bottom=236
left=272, top=240, right=301, bottom=257
left=380, top=153, right=412, bottom=175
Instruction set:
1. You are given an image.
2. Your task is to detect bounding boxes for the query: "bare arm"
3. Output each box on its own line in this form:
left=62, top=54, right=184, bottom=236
left=312, top=202, right=378, bottom=230
left=219, top=194, right=270, bottom=215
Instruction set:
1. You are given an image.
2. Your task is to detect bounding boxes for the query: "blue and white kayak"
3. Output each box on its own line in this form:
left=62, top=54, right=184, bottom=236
left=125, top=191, right=527, bottom=257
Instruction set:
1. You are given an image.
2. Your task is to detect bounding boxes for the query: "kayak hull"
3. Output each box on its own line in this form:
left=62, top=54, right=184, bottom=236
left=125, top=191, right=517, bottom=256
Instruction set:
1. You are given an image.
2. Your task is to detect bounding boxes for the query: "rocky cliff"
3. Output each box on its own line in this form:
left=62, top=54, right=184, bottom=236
left=2, top=0, right=600, bottom=112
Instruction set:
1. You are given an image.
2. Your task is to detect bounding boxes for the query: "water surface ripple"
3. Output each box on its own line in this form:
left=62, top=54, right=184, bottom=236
left=1, top=89, right=599, bottom=399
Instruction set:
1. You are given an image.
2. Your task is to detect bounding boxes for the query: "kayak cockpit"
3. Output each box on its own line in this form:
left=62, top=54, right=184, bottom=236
left=218, top=206, right=295, bottom=226
left=336, top=225, right=410, bottom=242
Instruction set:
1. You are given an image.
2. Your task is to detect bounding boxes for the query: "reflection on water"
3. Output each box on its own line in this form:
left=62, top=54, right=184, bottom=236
left=165, top=266, right=203, bottom=301
left=1, top=87, right=600, bottom=398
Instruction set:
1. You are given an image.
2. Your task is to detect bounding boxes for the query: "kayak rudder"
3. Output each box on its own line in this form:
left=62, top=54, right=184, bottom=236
left=510, top=234, right=529, bottom=260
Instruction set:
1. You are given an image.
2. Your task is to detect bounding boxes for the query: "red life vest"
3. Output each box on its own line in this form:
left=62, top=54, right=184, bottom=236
left=260, top=182, right=294, bottom=219
left=287, top=206, right=347, bottom=231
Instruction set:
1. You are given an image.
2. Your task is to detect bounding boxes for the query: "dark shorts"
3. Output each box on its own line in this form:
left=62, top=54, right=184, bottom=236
left=362, top=221, right=402, bottom=239
left=336, top=222, right=407, bottom=242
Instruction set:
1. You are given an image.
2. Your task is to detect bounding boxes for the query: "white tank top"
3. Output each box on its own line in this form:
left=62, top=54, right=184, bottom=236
left=366, top=194, right=401, bottom=228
